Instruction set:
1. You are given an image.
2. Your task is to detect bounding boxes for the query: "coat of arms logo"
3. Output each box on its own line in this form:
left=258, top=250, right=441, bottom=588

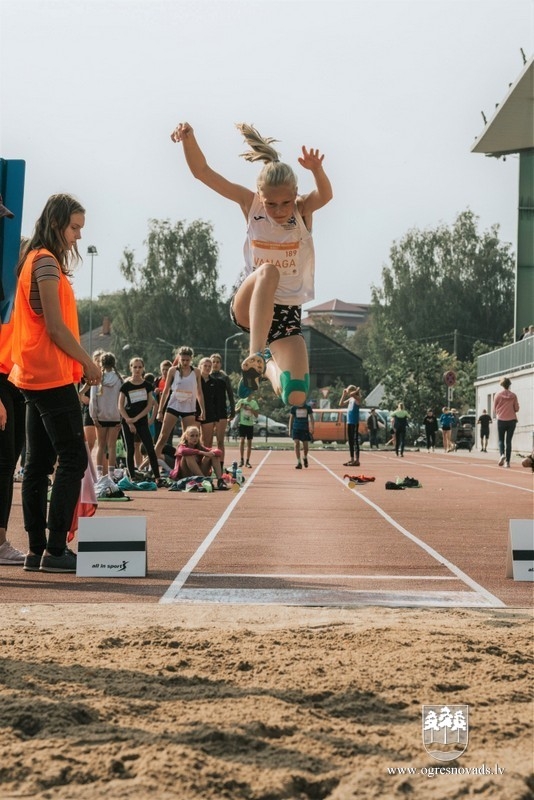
left=422, top=705, right=469, bottom=761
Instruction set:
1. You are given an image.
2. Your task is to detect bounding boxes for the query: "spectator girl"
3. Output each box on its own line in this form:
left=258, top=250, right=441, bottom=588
left=89, top=351, right=123, bottom=478
left=154, top=346, right=204, bottom=461
left=198, top=356, right=219, bottom=448
left=170, top=425, right=228, bottom=490
left=340, top=385, right=361, bottom=466
left=118, top=357, right=161, bottom=484
left=209, top=352, right=235, bottom=468
left=439, top=407, right=454, bottom=453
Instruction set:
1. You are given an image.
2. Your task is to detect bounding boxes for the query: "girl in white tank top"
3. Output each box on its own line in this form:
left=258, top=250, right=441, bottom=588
left=153, top=346, right=204, bottom=461
left=171, top=121, right=333, bottom=408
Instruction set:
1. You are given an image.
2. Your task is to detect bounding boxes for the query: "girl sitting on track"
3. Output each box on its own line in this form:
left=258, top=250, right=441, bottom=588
left=170, top=426, right=228, bottom=490
left=170, top=121, right=333, bottom=406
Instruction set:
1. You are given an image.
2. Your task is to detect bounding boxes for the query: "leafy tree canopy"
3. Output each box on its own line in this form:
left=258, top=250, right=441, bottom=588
left=79, top=218, right=240, bottom=372
left=371, top=209, right=514, bottom=362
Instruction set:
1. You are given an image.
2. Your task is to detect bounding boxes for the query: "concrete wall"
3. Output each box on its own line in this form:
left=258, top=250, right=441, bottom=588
left=475, top=367, right=534, bottom=455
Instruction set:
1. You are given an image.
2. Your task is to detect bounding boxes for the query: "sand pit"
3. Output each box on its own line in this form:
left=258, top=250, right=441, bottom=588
left=1, top=603, right=532, bottom=799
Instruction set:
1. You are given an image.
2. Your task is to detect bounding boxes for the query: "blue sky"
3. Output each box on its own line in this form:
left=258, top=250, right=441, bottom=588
left=1, top=0, right=532, bottom=308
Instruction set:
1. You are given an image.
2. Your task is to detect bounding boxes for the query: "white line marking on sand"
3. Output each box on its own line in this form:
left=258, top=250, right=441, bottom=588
left=173, top=588, right=497, bottom=608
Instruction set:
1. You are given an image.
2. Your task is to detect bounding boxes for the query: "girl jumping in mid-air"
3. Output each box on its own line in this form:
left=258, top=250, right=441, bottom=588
left=170, top=122, right=333, bottom=406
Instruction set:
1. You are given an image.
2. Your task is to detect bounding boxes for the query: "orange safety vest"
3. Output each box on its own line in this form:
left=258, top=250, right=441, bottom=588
left=0, top=316, right=15, bottom=375
left=10, top=248, right=83, bottom=390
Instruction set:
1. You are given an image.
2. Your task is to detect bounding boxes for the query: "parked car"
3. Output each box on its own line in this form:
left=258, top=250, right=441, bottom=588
left=254, top=415, right=288, bottom=437
left=311, top=407, right=390, bottom=444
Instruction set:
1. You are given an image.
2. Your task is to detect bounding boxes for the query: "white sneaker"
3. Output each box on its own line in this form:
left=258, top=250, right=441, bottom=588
left=505, top=462, right=510, bottom=468
left=498, top=455, right=506, bottom=466
left=0, top=540, right=25, bottom=565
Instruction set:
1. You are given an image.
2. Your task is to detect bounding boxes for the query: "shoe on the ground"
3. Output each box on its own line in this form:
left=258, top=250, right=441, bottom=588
left=295, top=462, right=303, bottom=469
left=39, top=548, right=77, bottom=573
left=156, top=478, right=168, bottom=488
left=245, top=461, right=252, bottom=468
left=217, top=478, right=229, bottom=491
left=23, top=552, right=42, bottom=571
left=399, top=476, right=421, bottom=488
left=240, top=352, right=265, bottom=391
left=385, top=481, right=405, bottom=490
left=505, top=462, right=510, bottom=468
left=303, top=457, right=308, bottom=468
left=498, top=455, right=506, bottom=466
left=0, top=540, right=25, bottom=565
left=238, top=460, right=244, bottom=467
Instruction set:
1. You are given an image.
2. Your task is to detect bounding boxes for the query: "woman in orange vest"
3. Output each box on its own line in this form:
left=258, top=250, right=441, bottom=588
left=10, top=194, right=101, bottom=574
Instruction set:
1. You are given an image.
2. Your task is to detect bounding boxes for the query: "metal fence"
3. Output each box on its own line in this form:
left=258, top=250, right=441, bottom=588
left=477, top=337, right=534, bottom=379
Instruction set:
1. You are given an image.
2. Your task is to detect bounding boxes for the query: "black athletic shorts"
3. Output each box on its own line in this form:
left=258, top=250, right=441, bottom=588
left=230, top=298, right=302, bottom=344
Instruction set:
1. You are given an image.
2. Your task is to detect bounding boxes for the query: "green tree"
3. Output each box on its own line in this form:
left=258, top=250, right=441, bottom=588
left=119, top=218, right=233, bottom=347
left=363, top=324, right=476, bottom=424
left=79, top=219, right=238, bottom=371
left=371, top=210, right=514, bottom=362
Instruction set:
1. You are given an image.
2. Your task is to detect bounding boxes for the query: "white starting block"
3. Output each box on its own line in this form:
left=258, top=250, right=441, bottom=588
left=506, top=519, right=534, bottom=581
left=76, top=516, right=147, bottom=577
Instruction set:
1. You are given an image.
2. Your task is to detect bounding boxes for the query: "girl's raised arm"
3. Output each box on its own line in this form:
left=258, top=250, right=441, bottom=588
left=297, top=146, right=333, bottom=219
left=171, top=122, right=253, bottom=217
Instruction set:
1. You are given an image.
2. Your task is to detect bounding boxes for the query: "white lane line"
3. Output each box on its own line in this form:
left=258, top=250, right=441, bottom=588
left=368, top=455, right=532, bottom=492
left=313, top=457, right=506, bottom=608
left=159, top=452, right=272, bottom=604
left=193, top=572, right=458, bottom=581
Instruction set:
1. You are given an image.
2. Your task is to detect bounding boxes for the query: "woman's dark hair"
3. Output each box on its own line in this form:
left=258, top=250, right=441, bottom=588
left=18, top=193, right=85, bottom=275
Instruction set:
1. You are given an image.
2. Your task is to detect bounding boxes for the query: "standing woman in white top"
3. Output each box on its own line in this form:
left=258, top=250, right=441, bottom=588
left=89, top=351, right=123, bottom=477
left=171, top=122, right=333, bottom=407
left=154, top=345, right=204, bottom=461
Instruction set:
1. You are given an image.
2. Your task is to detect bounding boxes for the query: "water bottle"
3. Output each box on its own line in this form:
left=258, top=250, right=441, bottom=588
left=232, top=460, right=238, bottom=479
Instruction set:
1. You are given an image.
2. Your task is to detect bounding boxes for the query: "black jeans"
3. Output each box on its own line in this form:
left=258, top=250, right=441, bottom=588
left=497, top=419, right=516, bottom=463
left=0, top=375, right=26, bottom=529
left=121, top=417, right=160, bottom=479
left=347, top=423, right=360, bottom=461
left=368, top=427, right=379, bottom=448
left=425, top=429, right=436, bottom=449
left=395, top=427, right=406, bottom=455
left=22, top=384, right=87, bottom=554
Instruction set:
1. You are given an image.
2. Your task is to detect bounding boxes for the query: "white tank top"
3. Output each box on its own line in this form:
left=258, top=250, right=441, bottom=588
left=243, top=194, right=315, bottom=306
left=167, top=368, right=198, bottom=414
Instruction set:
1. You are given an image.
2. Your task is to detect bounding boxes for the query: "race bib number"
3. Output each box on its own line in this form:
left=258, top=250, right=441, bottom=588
left=174, top=389, right=193, bottom=404
left=251, top=239, right=300, bottom=277
left=128, top=388, right=147, bottom=405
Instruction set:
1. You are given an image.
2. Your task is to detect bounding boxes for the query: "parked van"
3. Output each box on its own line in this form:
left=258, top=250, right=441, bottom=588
left=312, top=408, right=390, bottom=444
